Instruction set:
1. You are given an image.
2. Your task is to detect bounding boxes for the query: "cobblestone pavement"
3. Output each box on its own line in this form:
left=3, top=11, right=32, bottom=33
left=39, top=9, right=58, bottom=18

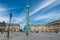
left=0, top=32, right=60, bottom=40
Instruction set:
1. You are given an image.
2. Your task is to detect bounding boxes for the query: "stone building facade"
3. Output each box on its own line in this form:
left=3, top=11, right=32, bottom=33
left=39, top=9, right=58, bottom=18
left=0, top=22, right=6, bottom=31
left=30, top=20, right=60, bottom=33
left=30, top=24, right=44, bottom=32
left=5, top=24, right=20, bottom=31
left=46, top=20, right=60, bottom=33
left=0, top=22, right=20, bottom=32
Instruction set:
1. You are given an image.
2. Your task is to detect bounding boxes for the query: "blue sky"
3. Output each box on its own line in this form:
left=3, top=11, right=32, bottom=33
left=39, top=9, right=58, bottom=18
left=0, top=0, right=60, bottom=28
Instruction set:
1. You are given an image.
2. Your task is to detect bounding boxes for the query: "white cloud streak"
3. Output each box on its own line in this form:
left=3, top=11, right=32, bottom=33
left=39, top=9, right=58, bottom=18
left=0, top=17, right=9, bottom=22
left=0, top=4, right=15, bottom=23
left=14, top=0, right=56, bottom=26
left=12, top=17, right=24, bottom=23
left=34, top=12, right=60, bottom=21
left=0, top=0, right=57, bottom=26
left=0, top=7, right=7, bottom=12
left=29, top=0, right=56, bottom=16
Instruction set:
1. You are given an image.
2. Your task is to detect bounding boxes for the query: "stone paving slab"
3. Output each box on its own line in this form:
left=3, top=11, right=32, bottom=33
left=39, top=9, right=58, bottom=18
left=0, top=32, right=60, bottom=40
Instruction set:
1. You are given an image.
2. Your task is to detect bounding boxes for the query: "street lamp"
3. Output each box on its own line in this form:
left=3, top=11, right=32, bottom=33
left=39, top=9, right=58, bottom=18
left=3, top=21, right=6, bottom=31
left=7, top=13, right=13, bottom=38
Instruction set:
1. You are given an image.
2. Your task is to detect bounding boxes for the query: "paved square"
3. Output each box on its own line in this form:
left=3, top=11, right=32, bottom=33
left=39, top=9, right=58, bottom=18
left=0, top=32, right=60, bottom=40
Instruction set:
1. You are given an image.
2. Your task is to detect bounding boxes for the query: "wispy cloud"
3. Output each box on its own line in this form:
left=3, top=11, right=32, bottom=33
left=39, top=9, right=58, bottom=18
left=13, top=0, right=57, bottom=26
left=29, top=0, right=56, bottom=16
left=34, top=12, right=60, bottom=21
left=12, top=17, right=24, bottom=23
left=11, top=10, right=26, bottom=24
left=0, top=17, right=9, bottom=22
left=0, top=0, right=59, bottom=27
left=0, top=7, right=7, bottom=12
left=0, top=5, right=11, bottom=12
left=0, top=4, right=15, bottom=23
left=17, top=0, right=56, bottom=25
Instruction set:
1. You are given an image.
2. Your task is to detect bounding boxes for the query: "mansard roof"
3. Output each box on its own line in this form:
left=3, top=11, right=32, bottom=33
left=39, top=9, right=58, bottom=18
left=47, top=20, right=60, bottom=25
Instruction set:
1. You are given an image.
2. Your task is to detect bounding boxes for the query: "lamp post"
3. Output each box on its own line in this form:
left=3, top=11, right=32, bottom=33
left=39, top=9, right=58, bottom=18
left=7, top=13, right=13, bottom=38
left=56, top=23, right=59, bottom=33
left=3, top=21, right=6, bottom=31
